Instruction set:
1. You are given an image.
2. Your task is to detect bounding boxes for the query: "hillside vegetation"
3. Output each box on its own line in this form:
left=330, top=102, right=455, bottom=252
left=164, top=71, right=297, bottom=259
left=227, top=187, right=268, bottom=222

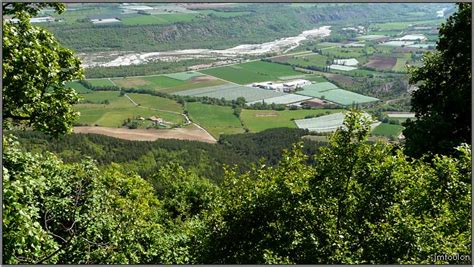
left=44, top=3, right=442, bottom=52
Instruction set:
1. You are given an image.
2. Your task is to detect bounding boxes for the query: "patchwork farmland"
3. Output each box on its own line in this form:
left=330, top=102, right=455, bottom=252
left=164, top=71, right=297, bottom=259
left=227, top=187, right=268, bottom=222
left=200, top=61, right=303, bottom=84
left=75, top=91, right=185, bottom=127
left=174, top=83, right=287, bottom=102
left=111, top=74, right=226, bottom=94
left=241, top=109, right=342, bottom=132
left=63, top=7, right=444, bottom=144
left=364, top=56, right=397, bottom=71
left=296, top=82, right=380, bottom=105
left=294, top=112, right=379, bottom=133
left=186, top=102, right=245, bottom=137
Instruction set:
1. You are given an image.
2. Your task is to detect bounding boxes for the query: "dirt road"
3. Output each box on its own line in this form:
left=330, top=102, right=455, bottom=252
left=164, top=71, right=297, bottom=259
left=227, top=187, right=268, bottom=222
left=74, top=126, right=217, bottom=143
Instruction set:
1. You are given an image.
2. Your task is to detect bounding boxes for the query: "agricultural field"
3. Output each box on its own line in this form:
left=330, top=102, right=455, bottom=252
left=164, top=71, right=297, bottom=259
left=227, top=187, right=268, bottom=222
left=111, top=75, right=226, bottom=93
left=186, top=102, right=244, bottom=137
left=271, top=53, right=328, bottom=68
left=321, top=46, right=376, bottom=58
left=295, top=112, right=378, bottom=133
left=299, top=82, right=339, bottom=93
left=247, top=94, right=312, bottom=105
left=364, top=56, right=397, bottom=71
left=240, top=109, right=342, bottom=132
left=126, top=93, right=184, bottom=113
left=294, top=112, right=347, bottom=132
left=278, top=74, right=327, bottom=83
left=66, top=81, right=91, bottom=93
left=174, top=83, right=286, bottom=102
left=297, top=82, right=380, bottom=106
left=371, top=123, right=404, bottom=138
left=392, top=54, right=412, bottom=72
left=75, top=91, right=184, bottom=127
left=163, top=71, right=203, bottom=80
left=85, top=79, right=116, bottom=87
left=80, top=91, right=121, bottom=104
left=329, top=65, right=357, bottom=71
left=200, top=61, right=303, bottom=84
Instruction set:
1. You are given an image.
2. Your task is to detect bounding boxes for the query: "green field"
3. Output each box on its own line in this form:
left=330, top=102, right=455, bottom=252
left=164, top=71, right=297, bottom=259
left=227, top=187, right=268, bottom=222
left=163, top=71, right=203, bottom=81
left=371, top=123, right=404, bottom=138
left=174, top=83, right=286, bottom=102
left=85, top=79, right=116, bottom=87
left=66, top=81, right=91, bottom=93
left=371, top=21, right=413, bottom=31
left=75, top=92, right=184, bottom=127
left=278, top=74, right=327, bottom=83
left=186, top=102, right=244, bottom=137
left=201, top=61, right=303, bottom=84
left=392, top=54, right=411, bottom=72
left=300, top=82, right=338, bottom=93
left=121, top=13, right=200, bottom=25
left=80, top=91, right=121, bottom=103
left=240, top=109, right=342, bottom=132
left=272, top=53, right=328, bottom=68
left=111, top=75, right=226, bottom=93
left=127, top=93, right=184, bottom=113
left=297, top=87, right=379, bottom=106
left=322, top=46, right=376, bottom=58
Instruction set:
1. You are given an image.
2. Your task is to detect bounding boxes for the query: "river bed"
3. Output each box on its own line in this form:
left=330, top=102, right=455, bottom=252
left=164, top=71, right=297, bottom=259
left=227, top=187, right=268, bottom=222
left=79, top=26, right=331, bottom=68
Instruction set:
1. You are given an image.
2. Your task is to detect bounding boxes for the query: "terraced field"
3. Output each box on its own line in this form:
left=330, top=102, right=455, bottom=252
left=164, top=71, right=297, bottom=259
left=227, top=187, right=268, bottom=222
left=200, top=61, right=303, bottom=84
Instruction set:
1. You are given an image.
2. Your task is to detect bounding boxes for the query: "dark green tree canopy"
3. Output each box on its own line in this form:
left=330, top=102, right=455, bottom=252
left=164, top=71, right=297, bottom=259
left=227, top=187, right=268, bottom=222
left=403, top=3, right=472, bottom=157
left=2, top=3, right=83, bottom=136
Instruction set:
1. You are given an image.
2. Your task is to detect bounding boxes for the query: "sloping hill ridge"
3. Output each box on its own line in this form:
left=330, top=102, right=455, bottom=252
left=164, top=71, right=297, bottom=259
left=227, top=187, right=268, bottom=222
left=46, top=3, right=442, bottom=52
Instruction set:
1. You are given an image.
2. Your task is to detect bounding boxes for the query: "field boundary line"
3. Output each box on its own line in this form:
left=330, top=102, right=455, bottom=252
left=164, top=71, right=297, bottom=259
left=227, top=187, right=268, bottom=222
left=191, top=122, right=217, bottom=142
left=125, top=93, right=191, bottom=125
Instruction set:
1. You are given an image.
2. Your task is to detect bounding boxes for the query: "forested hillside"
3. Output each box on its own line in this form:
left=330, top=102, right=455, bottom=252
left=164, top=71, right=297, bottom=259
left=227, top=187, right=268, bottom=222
left=45, top=3, right=442, bottom=52
left=9, top=128, right=324, bottom=183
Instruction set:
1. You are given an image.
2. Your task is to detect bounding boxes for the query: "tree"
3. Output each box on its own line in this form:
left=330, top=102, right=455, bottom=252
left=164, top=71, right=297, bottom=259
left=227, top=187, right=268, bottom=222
left=2, top=3, right=83, bottom=136
left=197, top=111, right=471, bottom=264
left=2, top=135, right=169, bottom=264
left=403, top=3, right=471, bottom=157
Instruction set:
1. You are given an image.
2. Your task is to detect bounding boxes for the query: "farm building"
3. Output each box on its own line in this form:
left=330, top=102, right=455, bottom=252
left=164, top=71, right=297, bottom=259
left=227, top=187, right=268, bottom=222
left=283, top=79, right=311, bottom=88
left=251, top=79, right=311, bottom=92
left=251, top=81, right=285, bottom=90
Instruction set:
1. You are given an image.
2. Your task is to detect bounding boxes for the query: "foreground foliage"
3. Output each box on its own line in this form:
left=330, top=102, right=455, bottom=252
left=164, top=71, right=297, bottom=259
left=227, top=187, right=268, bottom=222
left=403, top=3, right=471, bottom=157
left=2, top=3, right=83, bottom=136
left=197, top=111, right=471, bottom=264
left=3, top=111, right=471, bottom=264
